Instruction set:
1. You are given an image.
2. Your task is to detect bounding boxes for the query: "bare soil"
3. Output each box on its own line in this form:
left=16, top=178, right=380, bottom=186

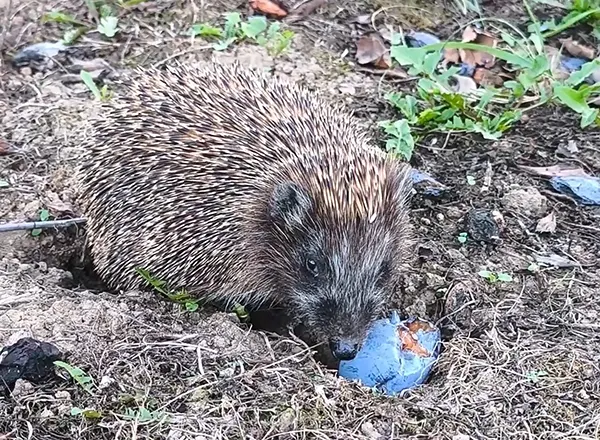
left=1, top=0, right=599, bottom=439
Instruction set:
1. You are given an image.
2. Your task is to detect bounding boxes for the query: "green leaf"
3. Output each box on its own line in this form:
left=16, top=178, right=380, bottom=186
left=185, top=301, right=199, bottom=312
left=80, top=70, right=102, bottom=100
left=97, top=16, right=118, bottom=38
left=62, top=27, right=86, bottom=45
left=187, top=23, right=223, bottom=39
left=422, top=51, right=441, bottom=76
left=581, top=108, right=599, bottom=128
left=41, top=11, right=85, bottom=26
left=528, top=33, right=544, bottom=54
left=553, top=85, right=588, bottom=113
left=566, top=59, right=600, bottom=87
left=0, top=180, right=9, bottom=188
left=457, top=232, right=468, bottom=244
left=241, top=16, right=268, bottom=39
left=213, top=37, right=236, bottom=51
left=390, top=45, right=426, bottom=68
left=477, top=270, right=492, bottom=279
left=223, top=12, right=242, bottom=39
left=31, top=229, right=42, bottom=237
left=39, top=209, right=50, bottom=221
left=496, top=273, right=513, bottom=282
left=71, top=407, right=102, bottom=419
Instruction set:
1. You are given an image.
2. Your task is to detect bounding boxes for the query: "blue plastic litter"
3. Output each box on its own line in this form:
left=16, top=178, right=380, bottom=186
left=457, top=63, right=476, bottom=77
left=560, top=56, right=587, bottom=73
left=13, top=42, right=66, bottom=67
left=405, top=31, right=441, bottom=48
left=338, top=311, right=441, bottom=396
left=550, top=175, right=600, bottom=206
left=410, top=169, right=447, bottom=197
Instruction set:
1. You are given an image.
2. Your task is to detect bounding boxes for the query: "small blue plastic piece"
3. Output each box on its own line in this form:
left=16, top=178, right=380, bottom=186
left=338, top=311, right=441, bottom=396
left=405, top=32, right=441, bottom=48
left=560, top=56, right=587, bottom=73
left=410, top=169, right=447, bottom=197
left=457, top=63, right=475, bottom=77
left=13, top=42, right=67, bottom=67
left=550, top=175, right=600, bottom=206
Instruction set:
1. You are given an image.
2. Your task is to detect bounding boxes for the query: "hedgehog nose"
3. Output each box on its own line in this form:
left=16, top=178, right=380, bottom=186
left=329, top=339, right=359, bottom=361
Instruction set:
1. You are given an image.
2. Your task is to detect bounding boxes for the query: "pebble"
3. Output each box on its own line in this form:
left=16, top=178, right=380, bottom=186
left=55, top=390, right=71, bottom=400
left=12, top=379, right=34, bottom=398
left=501, top=186, right=547, bottom=217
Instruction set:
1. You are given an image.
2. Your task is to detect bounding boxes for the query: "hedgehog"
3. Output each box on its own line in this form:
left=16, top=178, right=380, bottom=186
left=76, top=62, right=414, bottom=361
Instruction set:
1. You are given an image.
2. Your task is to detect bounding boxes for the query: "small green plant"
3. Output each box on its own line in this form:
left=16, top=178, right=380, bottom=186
left=378, top=118, right=415, bottom=160
left=457, top=232, right=468, bottom=244
left=97, top=16, right=119, bottom=38
left=120, top=406, right=167, bottom=423
left=31, top=208, right=51, bottom=237
left=381, top=3, right=600, bottom=160
left=136, top=268, right=201, bottom=312
left=188, top=12, right=293, bottom=56
left=41, top=11, right=86, bottom=26
left=526, top=369, right=548, bottom=383
left=0, top=180, right=9, bottom=188
left=478, top=269, right=513, bottom=283
left=54, top=361, right=95, bottom=395
left=80, top=70, right=112, bottom=101
left=71, top=407, right=103, bottom=419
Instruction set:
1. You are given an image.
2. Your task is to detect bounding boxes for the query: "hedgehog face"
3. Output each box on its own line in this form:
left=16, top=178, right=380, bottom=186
left=268, top=181, right=408, bottom=361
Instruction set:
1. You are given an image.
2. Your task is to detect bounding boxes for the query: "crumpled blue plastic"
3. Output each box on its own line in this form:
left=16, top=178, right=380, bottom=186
left=338, top=311, right=441, bottom=396
left=550, top=175, right=600, bottom=206
left=410, top=169, right=447, bottom=197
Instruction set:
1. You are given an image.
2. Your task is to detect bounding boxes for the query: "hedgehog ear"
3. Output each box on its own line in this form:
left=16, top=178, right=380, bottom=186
left=269, top=182, right=312, bottom=228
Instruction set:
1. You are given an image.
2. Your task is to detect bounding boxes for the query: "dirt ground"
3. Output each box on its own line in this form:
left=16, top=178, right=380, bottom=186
left=1, top=0, right=600, bottom=439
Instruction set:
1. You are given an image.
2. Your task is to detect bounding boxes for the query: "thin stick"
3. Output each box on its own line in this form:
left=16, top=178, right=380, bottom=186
left=0, top=218, right=87, bottom=233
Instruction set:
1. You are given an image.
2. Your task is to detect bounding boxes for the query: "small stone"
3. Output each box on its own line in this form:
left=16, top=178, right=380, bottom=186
left=501, top=187, right=547, bottom=217
left=11, top=379, right=34, bottom=398
left=40, top=408, right=54, bottom=418
left=464, top=208, right=501, bottom=243
left=20, top=67, right=32, bottom=76
left=436, top=213, right=444, bottom=222
left=99, top=375, right=115, bottom=389
left=55, top=390, right=71, bottom=400
left=361, top=422, right=382, bottom=439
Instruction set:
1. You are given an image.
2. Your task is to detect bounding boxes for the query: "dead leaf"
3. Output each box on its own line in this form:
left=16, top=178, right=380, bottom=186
left=518, top=164, right=588, bottom=178
left=45, top=192, right=74, bottom=215
left=460, top=25, right=497, bottom=68
left=473, top=67, right=506, bottom=86
left=443, top=48, right=461, bottom=65
left=355, top=33, right=387, bottom=66
left=289, top=0, right=326, bottom=19
left=559, top=37, right=595, bottom=60
left=249, top=0, right=288, bottom=18
left=373, top=52, right=392, bottom=69
left=535, top=212, right=557, bottom=233
left=398, top=326, right=431, bottom=357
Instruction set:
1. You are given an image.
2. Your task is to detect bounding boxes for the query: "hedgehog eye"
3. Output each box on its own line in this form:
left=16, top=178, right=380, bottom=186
left=305, top=259, right=319, bottom=277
